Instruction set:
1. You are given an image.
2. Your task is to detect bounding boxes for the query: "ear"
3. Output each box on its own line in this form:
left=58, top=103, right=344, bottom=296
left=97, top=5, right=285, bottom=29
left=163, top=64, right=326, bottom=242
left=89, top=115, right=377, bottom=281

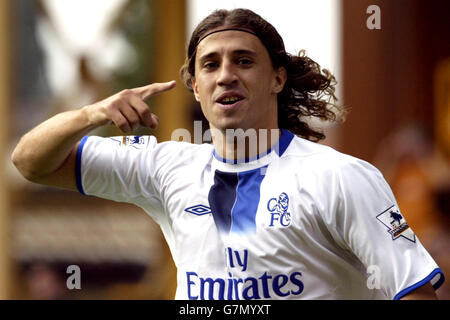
left=192, top=77, right=200, bottom=102
left=272, top=66, right=287, bottom=94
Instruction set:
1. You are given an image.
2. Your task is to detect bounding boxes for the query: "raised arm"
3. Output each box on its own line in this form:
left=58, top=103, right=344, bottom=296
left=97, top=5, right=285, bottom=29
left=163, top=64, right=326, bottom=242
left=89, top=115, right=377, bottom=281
left=11, top=81, right=176, bottom=191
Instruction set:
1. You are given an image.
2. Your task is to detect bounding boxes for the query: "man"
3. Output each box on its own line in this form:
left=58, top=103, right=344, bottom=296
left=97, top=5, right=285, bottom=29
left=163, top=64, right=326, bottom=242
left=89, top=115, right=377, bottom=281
left=12, top=8, right=444, bottom=300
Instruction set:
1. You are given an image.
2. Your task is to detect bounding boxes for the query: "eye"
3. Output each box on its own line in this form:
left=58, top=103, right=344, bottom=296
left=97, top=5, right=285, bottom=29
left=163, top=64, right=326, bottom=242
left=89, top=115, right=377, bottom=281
left=203, top=61, right=219, bottom=70
left=238, top=58, right=253, bottom=66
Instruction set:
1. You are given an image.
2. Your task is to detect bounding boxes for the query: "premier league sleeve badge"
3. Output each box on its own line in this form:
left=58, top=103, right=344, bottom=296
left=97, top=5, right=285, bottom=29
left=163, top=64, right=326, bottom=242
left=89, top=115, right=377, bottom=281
left=376, top=205, right=416, bottom=243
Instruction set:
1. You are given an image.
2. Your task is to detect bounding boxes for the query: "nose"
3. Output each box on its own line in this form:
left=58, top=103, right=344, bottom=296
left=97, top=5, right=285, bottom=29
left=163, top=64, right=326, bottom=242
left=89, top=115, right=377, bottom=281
left=216, top=60, right=238, bottom=86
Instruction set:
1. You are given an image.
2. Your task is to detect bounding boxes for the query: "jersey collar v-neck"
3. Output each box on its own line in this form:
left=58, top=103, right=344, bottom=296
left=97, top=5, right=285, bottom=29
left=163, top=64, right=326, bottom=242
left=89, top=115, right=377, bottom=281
left=211, top=129, right=295, bottom=173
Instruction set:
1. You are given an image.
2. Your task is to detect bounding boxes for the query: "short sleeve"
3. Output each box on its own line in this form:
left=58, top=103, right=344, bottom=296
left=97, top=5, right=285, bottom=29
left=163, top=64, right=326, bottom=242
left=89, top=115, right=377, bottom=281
left=76, top=135, right=165, bottom=222
left=333, top=157, right=444, bottom=299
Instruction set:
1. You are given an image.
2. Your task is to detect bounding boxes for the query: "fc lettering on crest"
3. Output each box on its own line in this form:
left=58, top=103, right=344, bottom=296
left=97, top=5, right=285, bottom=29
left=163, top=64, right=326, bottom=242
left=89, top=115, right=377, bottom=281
left=267, top=192, right=291, bottom=227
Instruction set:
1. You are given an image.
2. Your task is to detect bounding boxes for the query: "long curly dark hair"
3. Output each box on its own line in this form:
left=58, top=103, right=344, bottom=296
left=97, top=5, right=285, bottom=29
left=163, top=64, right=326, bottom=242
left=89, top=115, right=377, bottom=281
left=180, top=8, right=344, bottom=142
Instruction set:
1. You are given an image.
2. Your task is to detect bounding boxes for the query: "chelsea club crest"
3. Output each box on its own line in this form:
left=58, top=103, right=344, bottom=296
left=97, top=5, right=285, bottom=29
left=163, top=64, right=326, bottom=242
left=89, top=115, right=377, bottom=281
left=267, top=192, right=291, bottom=227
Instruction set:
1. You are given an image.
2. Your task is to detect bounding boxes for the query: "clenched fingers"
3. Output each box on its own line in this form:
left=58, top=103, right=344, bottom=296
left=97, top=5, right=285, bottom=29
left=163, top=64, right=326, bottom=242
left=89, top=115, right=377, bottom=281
left=128, top=94, right=155, bottom=128
left=119, top=102, right=141, bottom=132
left=90, top=81, right=175, bottom=132
left=112, top=89, right=161, bottom=132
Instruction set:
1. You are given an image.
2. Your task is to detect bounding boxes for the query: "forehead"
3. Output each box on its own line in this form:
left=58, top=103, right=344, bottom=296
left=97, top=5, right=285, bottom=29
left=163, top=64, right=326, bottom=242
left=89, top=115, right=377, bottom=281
left=196, top=30, right=268, bottom=60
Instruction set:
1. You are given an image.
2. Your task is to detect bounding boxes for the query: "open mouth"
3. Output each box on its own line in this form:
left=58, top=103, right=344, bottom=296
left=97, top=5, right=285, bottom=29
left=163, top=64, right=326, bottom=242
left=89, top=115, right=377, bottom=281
left=216, top=95, right=245, bottom=106
left=219, top=97, right=243, bottom=105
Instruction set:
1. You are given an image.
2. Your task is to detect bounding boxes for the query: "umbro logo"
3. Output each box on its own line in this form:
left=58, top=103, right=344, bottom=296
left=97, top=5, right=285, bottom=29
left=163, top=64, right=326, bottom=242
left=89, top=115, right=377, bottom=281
left=184, top=204, right=212, bottom=216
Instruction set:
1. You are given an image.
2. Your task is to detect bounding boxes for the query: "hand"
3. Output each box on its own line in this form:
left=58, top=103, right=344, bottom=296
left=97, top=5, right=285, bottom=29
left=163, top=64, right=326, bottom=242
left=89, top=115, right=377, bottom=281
left=84, top=81, right=177, bottom=133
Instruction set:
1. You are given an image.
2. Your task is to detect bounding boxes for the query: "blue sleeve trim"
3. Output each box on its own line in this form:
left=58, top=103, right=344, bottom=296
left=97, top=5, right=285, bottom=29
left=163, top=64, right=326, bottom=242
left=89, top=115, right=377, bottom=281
left=393, top=268, right=445, bottom=300
left=75, top=136, right=89, bottom=196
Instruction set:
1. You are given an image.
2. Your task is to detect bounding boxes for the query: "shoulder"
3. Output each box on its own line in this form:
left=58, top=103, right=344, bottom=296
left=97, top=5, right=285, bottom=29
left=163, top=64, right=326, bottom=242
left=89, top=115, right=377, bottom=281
left=84, top=135, right=213, bottom=156
left=153, top=139, right=214, bottom=166
left=82, top=135, right=214, bottom=173
left=284, top=135, right=382, bottom=177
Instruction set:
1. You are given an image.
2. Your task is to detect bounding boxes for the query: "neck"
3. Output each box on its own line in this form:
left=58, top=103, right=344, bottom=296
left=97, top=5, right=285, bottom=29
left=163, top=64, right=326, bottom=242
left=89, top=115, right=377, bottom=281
left=211, top=126, right=281, bottom=161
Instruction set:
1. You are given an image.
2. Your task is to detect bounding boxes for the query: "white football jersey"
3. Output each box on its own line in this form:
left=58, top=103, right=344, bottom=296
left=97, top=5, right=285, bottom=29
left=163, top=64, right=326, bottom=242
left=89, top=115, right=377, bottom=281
left=76, top=130, right=444, bottom=300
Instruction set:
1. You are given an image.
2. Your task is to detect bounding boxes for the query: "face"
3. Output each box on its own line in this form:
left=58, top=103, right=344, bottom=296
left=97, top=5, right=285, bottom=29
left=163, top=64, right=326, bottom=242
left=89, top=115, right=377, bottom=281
left=279, top=192, right=289, bottom=210
left=192, top=30, right=286, bottom=132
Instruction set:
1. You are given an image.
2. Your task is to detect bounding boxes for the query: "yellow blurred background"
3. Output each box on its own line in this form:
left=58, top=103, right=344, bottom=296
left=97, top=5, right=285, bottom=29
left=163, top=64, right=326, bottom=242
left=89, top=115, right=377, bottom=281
left=0, top=0, right=448, bottom=299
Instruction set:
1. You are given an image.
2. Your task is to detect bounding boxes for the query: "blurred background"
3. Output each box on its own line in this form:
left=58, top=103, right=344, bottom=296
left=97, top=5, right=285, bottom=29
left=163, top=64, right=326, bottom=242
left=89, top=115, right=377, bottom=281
left=0, top=0, right=448, bottom=299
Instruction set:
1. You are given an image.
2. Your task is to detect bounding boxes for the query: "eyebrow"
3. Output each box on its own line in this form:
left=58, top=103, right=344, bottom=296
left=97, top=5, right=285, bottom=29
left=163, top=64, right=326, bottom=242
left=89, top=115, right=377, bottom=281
left=198, top=49, right=257, bottom=63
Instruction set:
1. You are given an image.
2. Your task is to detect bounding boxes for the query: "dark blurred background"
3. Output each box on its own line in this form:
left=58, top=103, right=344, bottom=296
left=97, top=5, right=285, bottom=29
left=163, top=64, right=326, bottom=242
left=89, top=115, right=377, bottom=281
left=0, top=0, right=448, bottom=299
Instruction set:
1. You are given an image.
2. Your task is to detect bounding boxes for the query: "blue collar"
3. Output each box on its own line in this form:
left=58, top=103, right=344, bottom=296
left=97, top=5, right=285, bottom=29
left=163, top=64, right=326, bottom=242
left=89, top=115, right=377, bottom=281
left=213, top=129, right=295, bottom=164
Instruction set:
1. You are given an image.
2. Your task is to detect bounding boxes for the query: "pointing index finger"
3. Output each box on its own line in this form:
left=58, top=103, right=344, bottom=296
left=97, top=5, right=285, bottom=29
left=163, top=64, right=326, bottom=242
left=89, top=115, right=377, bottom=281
left=133, top=81, right=177, bottom=100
